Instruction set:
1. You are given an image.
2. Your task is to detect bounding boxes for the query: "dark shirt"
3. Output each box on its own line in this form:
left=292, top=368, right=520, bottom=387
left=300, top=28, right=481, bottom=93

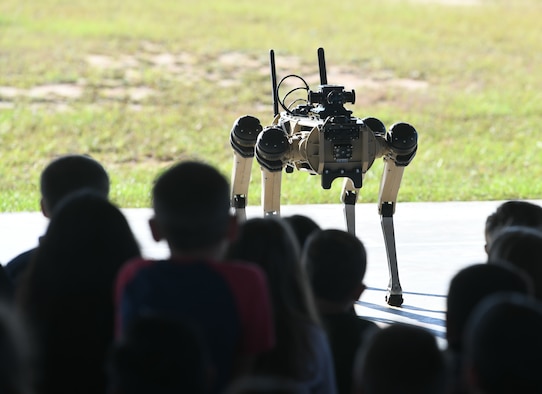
left=0, top=264, right=14, bottom=301
left=4, top=247, right=37, bottom=288
left=321, top=311, right=380, bottom=394
left=115, top=257, right=275, bottom=394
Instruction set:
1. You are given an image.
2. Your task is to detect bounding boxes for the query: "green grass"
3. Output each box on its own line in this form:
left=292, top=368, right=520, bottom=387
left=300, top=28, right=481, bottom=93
left=1, top=0, right=542, bottom=211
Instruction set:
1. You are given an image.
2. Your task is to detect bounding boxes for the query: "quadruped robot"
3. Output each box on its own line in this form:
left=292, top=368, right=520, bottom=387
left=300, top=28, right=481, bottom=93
left=229, top=48, right=417, bottom=306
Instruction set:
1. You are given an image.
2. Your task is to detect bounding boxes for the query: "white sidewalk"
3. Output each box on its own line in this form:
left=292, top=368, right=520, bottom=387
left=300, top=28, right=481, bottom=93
left=2, top=200, right=534, bottom=346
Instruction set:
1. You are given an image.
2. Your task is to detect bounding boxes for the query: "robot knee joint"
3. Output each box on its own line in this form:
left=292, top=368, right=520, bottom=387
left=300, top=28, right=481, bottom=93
left=255, top=126, right=289, bottom=172
left=230, top=115, right=263, bottom=158
left=388, top=122, right=418, bottom=166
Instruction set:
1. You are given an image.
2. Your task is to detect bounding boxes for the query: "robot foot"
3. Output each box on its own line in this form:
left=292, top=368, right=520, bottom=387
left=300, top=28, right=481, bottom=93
left=385, top=293, right=404, bottom=307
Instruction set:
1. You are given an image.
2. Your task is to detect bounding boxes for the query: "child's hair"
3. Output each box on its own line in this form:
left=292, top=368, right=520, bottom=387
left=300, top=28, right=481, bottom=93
left=152, top=161, right=231, bottom=251
left=485, top=200, right=542, bottom=250
left=40, top=154, right=109, bottom=213
left=302, top=229, right=367, bottom=304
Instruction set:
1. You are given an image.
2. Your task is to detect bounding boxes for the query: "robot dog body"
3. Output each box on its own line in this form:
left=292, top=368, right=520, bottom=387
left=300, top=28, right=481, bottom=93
left=230, top=48, right=417, bottom=306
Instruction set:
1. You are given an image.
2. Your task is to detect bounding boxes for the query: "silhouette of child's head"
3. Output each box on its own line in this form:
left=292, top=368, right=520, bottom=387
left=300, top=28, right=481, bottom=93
left=488, top=225, right=542, bottom=300
left=464, top=293, right=542, bottom=394
left=484, top=200, right=542, bottom=252
left=40, top=154, right=109, bottom=216
left=151, top=161, right=232, bottom=252
left=283, top=215, right=321, bottom=250
left=109, top=314, right=211, bottom=394
left=446, top=262, right=532, bottom=352
left=302, top=229, right=367, bottom=307
left=353, top=323, right=448, bottom=394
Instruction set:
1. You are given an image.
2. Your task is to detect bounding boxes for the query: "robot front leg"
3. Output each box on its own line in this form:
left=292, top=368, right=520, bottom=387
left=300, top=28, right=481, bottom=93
left=230, top=116, right=263, bottom=222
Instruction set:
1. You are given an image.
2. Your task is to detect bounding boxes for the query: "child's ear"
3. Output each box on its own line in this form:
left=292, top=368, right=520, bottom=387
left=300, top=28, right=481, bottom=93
left=40, top=198, right=51, bottom=218
left=148, top=217, right=164, bottom=242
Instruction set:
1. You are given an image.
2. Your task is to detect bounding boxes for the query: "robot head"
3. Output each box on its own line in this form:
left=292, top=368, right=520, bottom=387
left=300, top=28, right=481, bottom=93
left=308, top=85, right=355, bottom=119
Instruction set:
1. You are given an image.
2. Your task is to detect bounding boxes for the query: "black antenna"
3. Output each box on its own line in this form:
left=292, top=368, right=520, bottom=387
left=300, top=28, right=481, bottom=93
left=270, top=49, right=279, bottom=117
left=317, top=47, right=327, bottom=85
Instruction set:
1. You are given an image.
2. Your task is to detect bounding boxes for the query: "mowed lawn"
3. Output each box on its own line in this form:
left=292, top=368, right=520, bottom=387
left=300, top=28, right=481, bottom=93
left=1, top=0, right=541, bottom=211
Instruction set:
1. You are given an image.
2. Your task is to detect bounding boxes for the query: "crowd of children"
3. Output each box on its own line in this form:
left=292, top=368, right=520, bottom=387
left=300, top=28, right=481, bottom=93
left=1, top=154, right=542, bottom=394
